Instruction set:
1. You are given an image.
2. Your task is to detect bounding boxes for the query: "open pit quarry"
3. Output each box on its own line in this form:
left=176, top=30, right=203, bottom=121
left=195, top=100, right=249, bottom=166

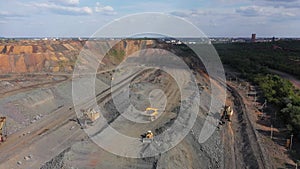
left=0, top=39, right=274, bottom=169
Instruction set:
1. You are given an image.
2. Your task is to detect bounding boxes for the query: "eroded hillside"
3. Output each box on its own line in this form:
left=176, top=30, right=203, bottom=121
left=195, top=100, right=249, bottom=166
left=0, top=39, right=158, bottom=73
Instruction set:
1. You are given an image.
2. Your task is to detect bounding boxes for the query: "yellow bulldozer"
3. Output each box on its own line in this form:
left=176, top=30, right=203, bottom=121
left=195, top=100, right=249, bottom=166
left=141, top=130, right=154, bottom=143
left=0, top=117, right=7, bottom=143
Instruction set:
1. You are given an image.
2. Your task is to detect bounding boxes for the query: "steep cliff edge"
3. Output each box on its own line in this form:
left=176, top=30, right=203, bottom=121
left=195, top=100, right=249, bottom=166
left=0, top=39, right=158, bottom=74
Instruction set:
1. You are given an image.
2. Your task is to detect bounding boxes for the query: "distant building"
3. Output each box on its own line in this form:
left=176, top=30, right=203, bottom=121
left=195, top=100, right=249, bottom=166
left=251, top=33, right=256, bottom=42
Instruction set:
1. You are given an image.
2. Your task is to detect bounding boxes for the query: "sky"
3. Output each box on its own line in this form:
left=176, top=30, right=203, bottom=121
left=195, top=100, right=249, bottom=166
left=0, top=0, right=299, bottom=38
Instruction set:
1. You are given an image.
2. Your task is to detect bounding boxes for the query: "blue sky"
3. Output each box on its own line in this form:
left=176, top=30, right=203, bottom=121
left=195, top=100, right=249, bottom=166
left=0, top=0, right=299, bottom=37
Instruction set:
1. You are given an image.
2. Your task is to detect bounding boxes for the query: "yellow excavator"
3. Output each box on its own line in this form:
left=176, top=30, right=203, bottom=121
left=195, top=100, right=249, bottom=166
left=141, top=107, right=159, bottom=121
left=0, top=117, right=7, bottom=143
left=220, top=105, right=233, bottom=125
left=142, top=130, right=154, bottom=143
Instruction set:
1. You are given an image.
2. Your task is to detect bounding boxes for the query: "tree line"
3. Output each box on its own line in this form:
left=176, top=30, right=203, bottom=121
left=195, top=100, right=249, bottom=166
left=215, top=41, right=300, bottom=134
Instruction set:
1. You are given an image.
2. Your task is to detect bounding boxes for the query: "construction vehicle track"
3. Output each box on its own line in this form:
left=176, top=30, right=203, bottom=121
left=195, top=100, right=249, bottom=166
left=226, top=83, right=268, bottom=169
left=0, top=69, right=144, bottom=167
left=0, top=68, right=271, bottom=168
left=0, top=75, right=70, bottom=98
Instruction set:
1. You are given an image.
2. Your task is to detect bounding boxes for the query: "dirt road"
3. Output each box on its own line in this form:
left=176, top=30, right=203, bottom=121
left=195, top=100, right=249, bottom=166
left=0, top=69, right=143, bottom=169
left=0, top=65, right=272, bottom=169
left=269, top=68, right=300, bottom=89
left=58, top=68, right=222, bottom=169
left=224, top=83, right=268, bottom=169
left=0, top=75, right=70, bottom=99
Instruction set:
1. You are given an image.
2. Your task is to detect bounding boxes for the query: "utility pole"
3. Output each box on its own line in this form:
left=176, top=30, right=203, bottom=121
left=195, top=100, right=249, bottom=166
left=290, top=134, right=294, bottom=150
left=270, top=125, right=273, bottom=139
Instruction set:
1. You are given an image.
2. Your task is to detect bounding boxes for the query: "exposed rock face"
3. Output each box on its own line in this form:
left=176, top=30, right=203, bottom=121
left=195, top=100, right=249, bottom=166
left=0, top=40, right=82, bottom=73
left=0, top=39, right=157, bottom=74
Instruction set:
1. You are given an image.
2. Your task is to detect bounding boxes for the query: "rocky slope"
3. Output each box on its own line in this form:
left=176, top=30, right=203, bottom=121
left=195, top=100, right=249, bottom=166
left=0, top=39, right=157, bottom=73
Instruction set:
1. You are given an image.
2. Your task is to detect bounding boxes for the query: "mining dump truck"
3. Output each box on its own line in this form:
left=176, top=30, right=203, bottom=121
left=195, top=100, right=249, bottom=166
left=78, top=109, right=100, bottom=129
left=220, top=105, right=233, bottom=125
left=84, top=108, right=100, bottom=122
left=141, top=107, right=159, bottom=121
left=142, top=130, right=154, bottom=143
left=0, top=117, right=7, bottom=143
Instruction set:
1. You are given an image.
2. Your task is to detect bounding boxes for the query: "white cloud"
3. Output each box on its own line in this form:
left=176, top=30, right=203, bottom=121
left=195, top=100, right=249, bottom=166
left=236, top=6, right=296, bottom=17
left=170, top=11, right=190, bottom=17
left=0, top=11, right=26, bottom=18
left=49, top=0, right=80, bottom=6
left=236, top=6, right=264, bottom=17
left=95, top=2, right=116, bottom=15
left=0, top=20, right=8, bottom=24
left=171, top=10, right=211, bottom=18
left=212, top=0, right=300, bottom=9
left=32, top=3, right=92, bottom=15
left=256, top=0, right=300, bottom=8
left=170, top=9, right=232, bottom=18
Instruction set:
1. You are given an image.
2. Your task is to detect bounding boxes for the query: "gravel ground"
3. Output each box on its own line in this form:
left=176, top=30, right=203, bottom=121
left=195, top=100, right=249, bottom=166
left=48, top=68, right=225, bottom=169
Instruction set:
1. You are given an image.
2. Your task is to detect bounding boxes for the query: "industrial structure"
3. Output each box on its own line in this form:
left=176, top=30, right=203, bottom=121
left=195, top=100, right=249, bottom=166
left=251, top=33, right=256, bottom=43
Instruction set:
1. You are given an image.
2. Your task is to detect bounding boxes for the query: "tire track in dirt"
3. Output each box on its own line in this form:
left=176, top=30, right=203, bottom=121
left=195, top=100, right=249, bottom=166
left=0, top=69, right=144, bottom=167
left=222, top=123, right=237, bottom=169
left=226, top=83, right=268, bottom=169
left=0, top=75, right=70, bottom=98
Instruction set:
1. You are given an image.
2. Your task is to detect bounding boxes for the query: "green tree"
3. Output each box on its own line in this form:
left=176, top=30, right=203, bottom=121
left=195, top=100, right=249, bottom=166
left=254, top=74, right=294, bottom=105
left=281, top=104, right=300, bottom=132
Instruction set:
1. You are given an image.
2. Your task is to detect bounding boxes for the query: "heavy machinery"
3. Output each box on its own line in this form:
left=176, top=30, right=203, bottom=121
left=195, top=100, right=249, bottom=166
left=84, top=108, right=100, bottom=122
left=141, top=107, right=159, bottom=121
left=220, top=105, right=233, bottom=124
left=0, top=117, right=7, bottom=143
left=142, top=130, right=154, bottom=143
left=78, top=108, right=100, bottom=128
